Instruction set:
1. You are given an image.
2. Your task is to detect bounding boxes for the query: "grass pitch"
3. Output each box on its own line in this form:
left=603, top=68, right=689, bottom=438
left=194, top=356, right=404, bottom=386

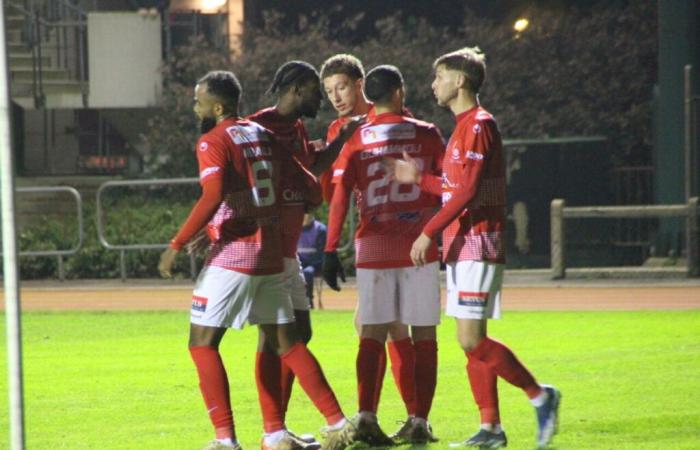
left=1, top=310, right=699, bottom=449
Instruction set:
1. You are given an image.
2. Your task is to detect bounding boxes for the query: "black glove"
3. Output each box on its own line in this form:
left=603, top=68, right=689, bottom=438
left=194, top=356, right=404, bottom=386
left=322, top=251, right=346, bottom=291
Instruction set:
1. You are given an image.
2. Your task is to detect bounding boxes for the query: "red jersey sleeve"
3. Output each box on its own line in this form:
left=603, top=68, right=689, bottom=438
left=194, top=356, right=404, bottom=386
left=319, top=119, right=346, bottom=203
left=418, top=127, right=446, bottom=196
left=169, top=136, right=227, bottom=250
left=422, top=118, right=496, bottom=239
left=325, top=145, right=357, bottom=252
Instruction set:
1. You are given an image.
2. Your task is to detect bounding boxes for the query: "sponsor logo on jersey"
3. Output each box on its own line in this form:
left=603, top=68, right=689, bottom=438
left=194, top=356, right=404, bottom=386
left=243, top=145, right=272, bottom=158
left=200, top=166, right=220, bottom=180
left=360, top=123, right=416, bottom=144
left=466, top=150, right=484, bottom=161
left=360, top=143, right=420, bottom=159
left=282, top=188, right=305, bottom=202
left=457, top=291, right=488, bottom=307
left=199, top=141, right=209, bottom=152
left=333, top=169, right=345, bottom=177
left=191, top=295, right=208, bottom=312
left=226, top=125, right=269, bottom=145
left=473, top=123, right=481, bottom=134
left=397, top=211, right=420, bottom=222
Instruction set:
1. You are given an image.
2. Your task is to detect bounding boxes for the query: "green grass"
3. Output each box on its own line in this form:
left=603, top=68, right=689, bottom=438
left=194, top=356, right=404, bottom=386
left=1, top=310, right=700, bottom=449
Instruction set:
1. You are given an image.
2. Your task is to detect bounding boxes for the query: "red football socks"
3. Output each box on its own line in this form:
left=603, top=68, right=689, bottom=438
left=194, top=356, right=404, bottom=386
left=280, top=358, right=296, bottom=418
left=414, top=339, right=438, bottom=419
left=255, top=351, right=285, bottom=433
left=357, top=337, right=384, bottom=412
left=373, top=344, right=388, bottom=411
left=281, top=343, right=344, bottom=424
left=189, top=346, right=235, bottom=440
left=387, top=337, right=417, bottom=416
left=466, top=355, right=500, bottom=424
left=468, top=337, right=542, bottom=399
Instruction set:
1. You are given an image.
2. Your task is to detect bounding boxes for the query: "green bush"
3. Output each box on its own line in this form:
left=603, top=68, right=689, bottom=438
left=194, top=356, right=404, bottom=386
left=8, top=195, right=357, bottom=280
left=7, top=198, right=202, bottom=280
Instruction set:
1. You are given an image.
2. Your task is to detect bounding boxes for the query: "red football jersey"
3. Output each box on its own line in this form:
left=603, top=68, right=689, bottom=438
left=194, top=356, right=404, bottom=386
left=247, top=107, right=320, bottom=259
left=321, top=106, right=412, bottom=203
left=327, top=112, right=444, bottom=269
left=421, top=105, right=506, bottom=263
left=197, top=118, right=284, bottom=275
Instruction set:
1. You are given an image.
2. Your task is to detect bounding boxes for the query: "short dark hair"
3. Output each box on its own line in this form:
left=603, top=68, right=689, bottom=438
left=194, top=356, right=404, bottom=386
left=267, top=60, right=319, bottom=95
left=433, top=46, right=486, bottom=93
left=320, top=54, right=365, bottom=81
left=363, top=65, right=404, bottom=104
left=198, top=70, right=242, bottom=114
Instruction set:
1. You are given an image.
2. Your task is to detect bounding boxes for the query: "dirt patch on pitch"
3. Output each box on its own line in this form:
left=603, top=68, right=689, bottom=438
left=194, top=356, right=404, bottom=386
left=3, top=285, right=698, bottom=311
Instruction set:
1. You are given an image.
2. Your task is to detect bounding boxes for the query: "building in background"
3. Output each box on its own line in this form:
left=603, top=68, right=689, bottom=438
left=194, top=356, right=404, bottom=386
left=7, top=0, right=243, bottom=176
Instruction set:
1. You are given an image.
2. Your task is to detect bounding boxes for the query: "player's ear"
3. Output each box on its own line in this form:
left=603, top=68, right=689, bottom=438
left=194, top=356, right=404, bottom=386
left=455, top=73, right=467, bottom=90
left=355, top=77, right=364, bottom=92
left=213, top=102, right=224, bottom=118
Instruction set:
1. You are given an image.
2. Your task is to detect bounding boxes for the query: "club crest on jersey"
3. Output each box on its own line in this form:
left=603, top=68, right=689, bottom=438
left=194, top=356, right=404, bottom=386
left=458, top=291, right=488, bottom=307
left=473, top=123, right=482, bottom=134
left=199, top=141, right=209, bottom=152
left=191, top=295, right=208, bottom=312
left=451, top=146, right=461, bottom=159
left=360, top=123, right=416, bottom=144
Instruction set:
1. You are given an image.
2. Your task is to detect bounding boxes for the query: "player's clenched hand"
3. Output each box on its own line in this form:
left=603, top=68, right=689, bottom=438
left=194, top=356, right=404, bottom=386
left=410, top=233, right=432, bottom=267
left=158, top=247, right=179, bottom=278
left=384, top=150, right=422, bottom=184
left=322, top=251, right=346, bottom=291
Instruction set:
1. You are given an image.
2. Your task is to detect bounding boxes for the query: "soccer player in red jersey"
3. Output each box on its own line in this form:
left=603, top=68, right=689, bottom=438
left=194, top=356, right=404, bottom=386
left=387, top=48, right=561, bottom=449
left=247, top=61, right=361, bottom=450
left=158, top=71, right=358, bottom=450
left=319, top=54, right=372, bottom=204
left=320, top=55, right=425, bottom=442
left=323, top=65, right=444, bottom=445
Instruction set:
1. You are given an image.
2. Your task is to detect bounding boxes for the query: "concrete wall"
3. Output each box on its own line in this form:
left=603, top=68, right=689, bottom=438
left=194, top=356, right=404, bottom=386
left=87, top=12, right=162, bottom=108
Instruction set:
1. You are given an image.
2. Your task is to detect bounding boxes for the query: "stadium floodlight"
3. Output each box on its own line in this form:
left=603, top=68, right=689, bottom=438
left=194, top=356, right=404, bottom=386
left=1, top=5, right=27, bottom=450
left=514, top=18, right=530, bottom=32
left=202, top=0, right=227, bottom=10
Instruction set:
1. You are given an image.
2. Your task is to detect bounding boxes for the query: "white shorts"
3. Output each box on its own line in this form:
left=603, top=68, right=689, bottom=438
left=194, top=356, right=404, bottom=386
left=284, top=257, right=309, bottom=311
left=445, top=260, right=503, bottom=320
left=356, top=262, right=441, bottom=326
left=190, top=265, right=294, bottom=329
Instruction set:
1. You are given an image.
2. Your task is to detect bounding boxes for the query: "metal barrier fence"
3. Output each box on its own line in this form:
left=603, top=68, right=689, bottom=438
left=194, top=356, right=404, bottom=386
left=4, top=186, right=84, bottom=280
left=96, top=178, right=199, bottom=281
left=550, top=197, right=699, bottom=279
left=96, top=178, right=358, bottom=281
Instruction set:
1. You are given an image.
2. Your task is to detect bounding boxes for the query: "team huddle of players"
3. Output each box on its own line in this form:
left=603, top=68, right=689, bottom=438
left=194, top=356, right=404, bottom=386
left=158, top=49, right=561, bottom=450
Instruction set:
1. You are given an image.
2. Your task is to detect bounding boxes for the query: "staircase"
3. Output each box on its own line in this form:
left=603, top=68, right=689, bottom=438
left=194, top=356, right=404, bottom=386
left=6, top=1, right=88, bottom=109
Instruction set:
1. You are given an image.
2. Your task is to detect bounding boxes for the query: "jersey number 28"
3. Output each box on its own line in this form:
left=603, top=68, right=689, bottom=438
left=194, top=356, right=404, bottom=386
left=366, top=159, right=424, bottom=207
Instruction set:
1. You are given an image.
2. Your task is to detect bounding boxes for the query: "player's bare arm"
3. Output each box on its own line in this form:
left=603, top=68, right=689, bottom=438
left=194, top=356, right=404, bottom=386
left=309, top=115, right=365, bottom=175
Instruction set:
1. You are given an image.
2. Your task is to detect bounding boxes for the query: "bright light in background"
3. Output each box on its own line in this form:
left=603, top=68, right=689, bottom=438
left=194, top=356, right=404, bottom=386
left=514, top=18, right=529, bottom=32
left=203, top=0, right=227, bottom=9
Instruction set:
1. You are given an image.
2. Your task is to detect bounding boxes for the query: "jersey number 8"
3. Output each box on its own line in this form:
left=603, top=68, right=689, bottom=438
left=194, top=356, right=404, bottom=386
left=251, top=159, right=276, bottom=207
